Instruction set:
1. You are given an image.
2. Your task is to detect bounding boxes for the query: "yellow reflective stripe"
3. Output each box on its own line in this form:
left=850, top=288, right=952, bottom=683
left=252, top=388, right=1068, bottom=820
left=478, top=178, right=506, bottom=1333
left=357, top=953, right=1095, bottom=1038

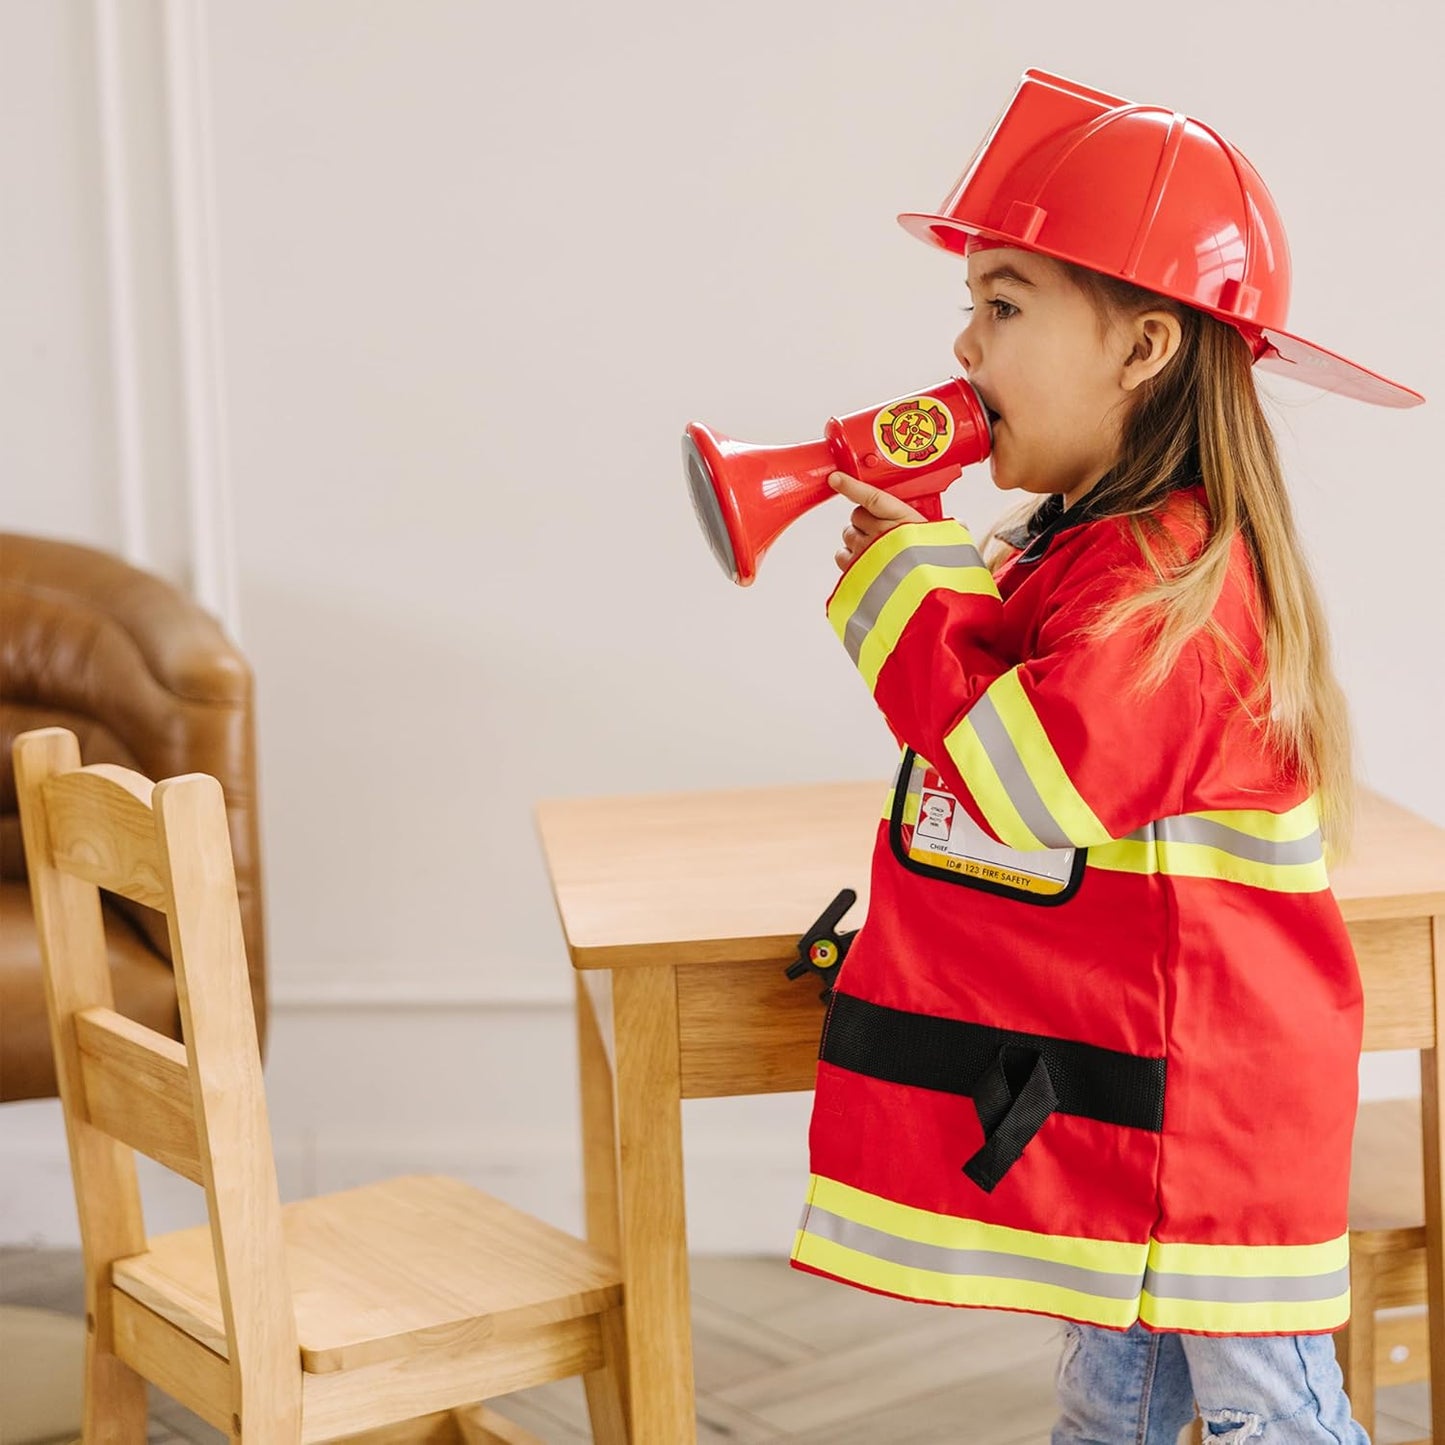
left=985, top=669, right=1108, bottom=846
left=1089, top=837, right=1159, bottom=873
left=828, top=521, right=980, bottom=644
left=942, top=714, right=1046, bottom=850
left=803, top=1175, right=1144, bottom=1274
left=1140, top=1289, right=1350, bottom=1334
left=1091, top=839, right=1329, bottom=892
left=1190, top=796, right=1320, bottom=841
left=855, top=562, right=996, bottom=691
left=794, top=1175, right=1352, bottom=1334
left=1157, top=844, right=1326, bottom=892
left=827, top=524, right=923, bottom=643
left=793, top=1230, right=1139, bottom=1328
left=1089, top=796, right=1331, bottom=894
left=1149, top=1234, right=1348, bottom=1276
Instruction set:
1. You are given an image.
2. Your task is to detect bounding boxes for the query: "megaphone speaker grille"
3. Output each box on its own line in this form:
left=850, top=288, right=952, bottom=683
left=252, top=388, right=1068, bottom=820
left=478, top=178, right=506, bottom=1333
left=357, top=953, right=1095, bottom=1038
left=684, top=434, right=740, bottom=583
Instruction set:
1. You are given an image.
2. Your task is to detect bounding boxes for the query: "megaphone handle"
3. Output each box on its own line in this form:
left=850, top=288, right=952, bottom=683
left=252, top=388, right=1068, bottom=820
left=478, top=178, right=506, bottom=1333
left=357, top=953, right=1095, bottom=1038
left=916, top=494, right=944, bottom=523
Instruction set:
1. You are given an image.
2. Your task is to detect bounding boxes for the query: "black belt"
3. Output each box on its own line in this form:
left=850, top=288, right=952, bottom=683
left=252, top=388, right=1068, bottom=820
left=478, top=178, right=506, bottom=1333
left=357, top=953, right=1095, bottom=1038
left=820, top=992, right=1167, bottom=1193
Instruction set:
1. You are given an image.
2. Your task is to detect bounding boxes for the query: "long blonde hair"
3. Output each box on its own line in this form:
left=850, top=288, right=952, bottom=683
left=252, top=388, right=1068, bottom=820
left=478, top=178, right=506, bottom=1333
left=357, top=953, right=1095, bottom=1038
left=981, top=265, right=1356, bottom=862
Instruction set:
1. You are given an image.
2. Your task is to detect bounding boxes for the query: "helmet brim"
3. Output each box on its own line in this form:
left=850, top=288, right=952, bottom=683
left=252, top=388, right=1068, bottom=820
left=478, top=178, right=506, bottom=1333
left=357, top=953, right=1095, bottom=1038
left=898, top=212, right=1425, bottom=410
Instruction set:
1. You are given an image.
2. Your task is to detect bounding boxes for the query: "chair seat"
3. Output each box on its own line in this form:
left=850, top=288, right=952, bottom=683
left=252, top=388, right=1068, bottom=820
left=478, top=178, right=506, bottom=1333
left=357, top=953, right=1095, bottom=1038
left=1350, top=1097, right=1425, bottom=1238
left=111, top=1175, right=621, bottom=1374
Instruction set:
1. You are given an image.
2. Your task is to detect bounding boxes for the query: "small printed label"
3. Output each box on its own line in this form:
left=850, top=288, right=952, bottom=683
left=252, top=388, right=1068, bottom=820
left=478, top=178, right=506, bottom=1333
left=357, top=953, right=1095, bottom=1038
left=873, top=396, right=954, bottom=468
left=898, top=755, right=1078, bottom=898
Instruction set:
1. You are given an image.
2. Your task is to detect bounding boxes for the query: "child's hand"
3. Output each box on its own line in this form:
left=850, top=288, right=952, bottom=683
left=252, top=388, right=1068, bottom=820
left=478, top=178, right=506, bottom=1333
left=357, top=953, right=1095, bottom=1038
left=829, top=471, right=928, bottom=571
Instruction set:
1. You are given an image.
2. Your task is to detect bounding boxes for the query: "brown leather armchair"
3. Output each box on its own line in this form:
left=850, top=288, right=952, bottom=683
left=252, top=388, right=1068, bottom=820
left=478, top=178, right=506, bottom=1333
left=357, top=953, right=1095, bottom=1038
left=1, top=532, right=266, bottom=1101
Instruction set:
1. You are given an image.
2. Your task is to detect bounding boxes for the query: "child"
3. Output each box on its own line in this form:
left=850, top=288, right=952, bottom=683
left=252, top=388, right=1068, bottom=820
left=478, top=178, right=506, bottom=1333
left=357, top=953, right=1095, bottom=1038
left=792, top=70, right=1423, bottom=1444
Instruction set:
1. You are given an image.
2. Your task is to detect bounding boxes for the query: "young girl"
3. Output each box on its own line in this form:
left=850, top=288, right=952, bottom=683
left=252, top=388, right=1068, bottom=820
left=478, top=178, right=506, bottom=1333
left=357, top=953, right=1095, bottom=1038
left=792, top=70, right=1423, bottom=1443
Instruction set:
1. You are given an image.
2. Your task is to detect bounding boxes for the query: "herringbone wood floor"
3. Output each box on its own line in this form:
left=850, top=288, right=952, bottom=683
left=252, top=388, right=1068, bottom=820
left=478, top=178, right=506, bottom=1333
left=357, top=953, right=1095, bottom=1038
left=0, top=1249, right=1429, bottom=1442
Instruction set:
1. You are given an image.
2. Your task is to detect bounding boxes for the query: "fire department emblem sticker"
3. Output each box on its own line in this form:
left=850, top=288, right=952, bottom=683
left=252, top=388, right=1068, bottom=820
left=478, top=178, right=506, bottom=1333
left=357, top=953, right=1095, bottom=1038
left=873, top=395, right=953, bottom=468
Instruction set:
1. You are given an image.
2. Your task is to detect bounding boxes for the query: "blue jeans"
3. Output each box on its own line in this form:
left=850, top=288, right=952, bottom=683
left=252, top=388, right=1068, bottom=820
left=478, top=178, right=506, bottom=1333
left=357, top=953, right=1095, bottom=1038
left=1051, top=1320, right=1371, bottom=1444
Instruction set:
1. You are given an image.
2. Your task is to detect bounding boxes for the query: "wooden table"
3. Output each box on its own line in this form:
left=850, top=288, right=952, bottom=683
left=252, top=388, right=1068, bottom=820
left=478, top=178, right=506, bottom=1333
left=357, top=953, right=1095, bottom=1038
left=535, top=780, right=1445, bottom=1444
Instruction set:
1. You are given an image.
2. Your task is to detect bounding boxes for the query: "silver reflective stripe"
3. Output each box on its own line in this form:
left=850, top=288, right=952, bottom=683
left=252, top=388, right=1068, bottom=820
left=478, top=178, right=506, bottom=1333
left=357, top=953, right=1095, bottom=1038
left=803, top=1207, right=1143, bottom=1301
left=1144, top=1265, right=1350, bottom=1305
left=1154, top=816, right=1324, bottom=865
left=968, top=692, right=1073, bottom=849
left=1123, top=818, right=1323, bottom=866
left=843, top=543, right=986, bottom=664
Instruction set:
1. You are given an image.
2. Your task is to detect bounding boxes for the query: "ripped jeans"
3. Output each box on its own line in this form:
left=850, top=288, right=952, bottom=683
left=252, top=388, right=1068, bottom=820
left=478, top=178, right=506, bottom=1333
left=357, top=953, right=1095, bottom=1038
left=1051, top=1319, right=1371, bottom=1444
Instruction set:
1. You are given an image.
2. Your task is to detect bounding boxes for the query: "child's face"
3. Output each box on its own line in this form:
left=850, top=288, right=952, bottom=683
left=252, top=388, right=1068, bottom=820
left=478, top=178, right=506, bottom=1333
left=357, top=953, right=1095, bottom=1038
left=953, top=248, right=1133, bottom=507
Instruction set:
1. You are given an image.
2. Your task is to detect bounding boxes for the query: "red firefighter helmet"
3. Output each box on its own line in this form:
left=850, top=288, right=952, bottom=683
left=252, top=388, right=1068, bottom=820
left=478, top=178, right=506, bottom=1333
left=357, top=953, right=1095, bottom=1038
left=899, top=69, right=1424, bottom=409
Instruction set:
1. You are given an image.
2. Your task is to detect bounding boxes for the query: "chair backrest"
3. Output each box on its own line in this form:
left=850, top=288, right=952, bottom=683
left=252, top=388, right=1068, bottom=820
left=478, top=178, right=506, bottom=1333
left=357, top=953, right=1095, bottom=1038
left=12, top=726, right=299, bottom=1423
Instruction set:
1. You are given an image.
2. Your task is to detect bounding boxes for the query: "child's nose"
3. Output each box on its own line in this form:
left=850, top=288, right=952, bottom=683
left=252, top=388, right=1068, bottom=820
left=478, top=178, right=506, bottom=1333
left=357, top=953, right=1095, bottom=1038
left=953, top=324, right=979, bottom=372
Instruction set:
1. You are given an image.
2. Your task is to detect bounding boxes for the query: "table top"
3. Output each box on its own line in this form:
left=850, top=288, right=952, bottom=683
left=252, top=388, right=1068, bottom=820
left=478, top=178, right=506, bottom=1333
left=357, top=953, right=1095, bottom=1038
left=535, top=781, right=1445, bottom=970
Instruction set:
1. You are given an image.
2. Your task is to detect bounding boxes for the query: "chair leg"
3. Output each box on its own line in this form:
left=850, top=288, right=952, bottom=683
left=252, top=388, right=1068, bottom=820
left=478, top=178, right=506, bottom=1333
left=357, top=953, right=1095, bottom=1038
left=82, top=1335, right=147, bottom=1444
left=581, top=1306, right=630, bottom=1444
left=1338, top=1259, right=1377, bottom=1441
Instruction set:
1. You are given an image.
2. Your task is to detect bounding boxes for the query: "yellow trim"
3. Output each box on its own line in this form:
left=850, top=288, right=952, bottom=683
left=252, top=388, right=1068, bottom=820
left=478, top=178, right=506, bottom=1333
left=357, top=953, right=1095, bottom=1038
left=855, top=563, right=996, bottom=691
left=1140, top=1289, right=1350, bottom=1335
left=942, top=716, right=1045, bottom=851
left=794, top=1176, right=1351, bottom=1334
left=986, top=669, right=1109, bottom=846
left=806, top=1175, right=1145, bottom=1275
left=1148, top=1234, right=1349, bottom=1277
left=793, top=1230, right=1139, bottom=1327
left=827, top=520, right=985, bottom=642
left=1189, top=796, right=1321, bottom=842
left=1088, top=837, right=1159, bottom=873
left=1088, top=837, right=1329, bottom=893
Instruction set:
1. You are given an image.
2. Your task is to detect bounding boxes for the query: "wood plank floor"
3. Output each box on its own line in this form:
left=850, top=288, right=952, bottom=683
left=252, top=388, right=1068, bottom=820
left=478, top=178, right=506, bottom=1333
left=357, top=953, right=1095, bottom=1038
left=0, top=1248, right=1429, bottom=1442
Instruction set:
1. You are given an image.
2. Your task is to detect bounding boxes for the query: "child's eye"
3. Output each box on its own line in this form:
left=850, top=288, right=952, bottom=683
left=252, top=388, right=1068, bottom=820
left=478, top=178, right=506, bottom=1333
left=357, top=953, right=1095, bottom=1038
left=958, top=299, right=1019, bottom=321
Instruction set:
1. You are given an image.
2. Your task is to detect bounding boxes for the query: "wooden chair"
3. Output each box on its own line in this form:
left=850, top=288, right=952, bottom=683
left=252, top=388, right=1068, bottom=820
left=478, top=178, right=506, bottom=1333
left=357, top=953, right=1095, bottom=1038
left=1339, top=1092, right=1437, bottom=1441
left=13, top=726, right=630, bottom=1444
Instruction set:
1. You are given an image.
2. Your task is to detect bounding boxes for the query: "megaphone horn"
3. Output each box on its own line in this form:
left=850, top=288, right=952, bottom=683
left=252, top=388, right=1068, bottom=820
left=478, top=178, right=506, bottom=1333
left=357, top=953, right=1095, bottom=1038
left=683, top=377, right=992, bottom=586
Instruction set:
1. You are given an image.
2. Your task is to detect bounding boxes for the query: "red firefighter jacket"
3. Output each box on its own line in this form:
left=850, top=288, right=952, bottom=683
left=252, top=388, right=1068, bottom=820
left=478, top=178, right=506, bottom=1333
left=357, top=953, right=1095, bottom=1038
left=792, top=482, right=1363, bottom=1335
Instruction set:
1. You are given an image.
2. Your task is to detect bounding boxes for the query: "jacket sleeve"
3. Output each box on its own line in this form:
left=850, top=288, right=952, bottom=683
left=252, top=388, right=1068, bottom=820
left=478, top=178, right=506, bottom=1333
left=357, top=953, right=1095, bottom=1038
left=826, top=517, right=1204, bottom=849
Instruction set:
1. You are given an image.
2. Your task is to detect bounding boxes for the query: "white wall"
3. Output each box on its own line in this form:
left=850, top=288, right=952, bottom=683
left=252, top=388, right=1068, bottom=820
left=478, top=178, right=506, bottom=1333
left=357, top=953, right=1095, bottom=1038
left=3, top=0, right=1442, bottom=1250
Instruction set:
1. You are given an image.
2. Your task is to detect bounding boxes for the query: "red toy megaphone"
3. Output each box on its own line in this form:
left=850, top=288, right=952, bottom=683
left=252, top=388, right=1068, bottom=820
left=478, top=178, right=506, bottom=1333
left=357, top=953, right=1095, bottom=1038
left=684, top=377, right=992, bottom=584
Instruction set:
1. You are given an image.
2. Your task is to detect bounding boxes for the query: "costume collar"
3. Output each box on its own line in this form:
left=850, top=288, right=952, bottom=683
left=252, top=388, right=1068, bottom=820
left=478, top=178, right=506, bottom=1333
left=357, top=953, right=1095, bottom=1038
left=997, top=472, right=1200, bottom=565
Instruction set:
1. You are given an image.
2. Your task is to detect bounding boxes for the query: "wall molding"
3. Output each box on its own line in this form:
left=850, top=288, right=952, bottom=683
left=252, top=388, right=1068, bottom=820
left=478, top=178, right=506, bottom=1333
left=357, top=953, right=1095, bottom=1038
left=162, top=0, right=240, bottom=637
left=93, top=0, right=148, bottom=568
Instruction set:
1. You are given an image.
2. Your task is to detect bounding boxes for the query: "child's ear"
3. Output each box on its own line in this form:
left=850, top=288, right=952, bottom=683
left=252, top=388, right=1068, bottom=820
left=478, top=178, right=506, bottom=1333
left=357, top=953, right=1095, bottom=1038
left=1122, top=312, right=1183, bottom=391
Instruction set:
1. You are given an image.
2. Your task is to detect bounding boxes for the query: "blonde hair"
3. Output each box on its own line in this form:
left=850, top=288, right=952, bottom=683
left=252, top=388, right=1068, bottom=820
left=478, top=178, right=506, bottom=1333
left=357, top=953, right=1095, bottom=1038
left=980, top=265, right=1355, bottom=862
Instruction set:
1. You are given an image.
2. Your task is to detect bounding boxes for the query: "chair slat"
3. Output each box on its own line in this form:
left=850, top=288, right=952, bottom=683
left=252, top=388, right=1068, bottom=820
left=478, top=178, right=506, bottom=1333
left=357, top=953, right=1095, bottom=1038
left=76, top=1008, right=202, bottom=1185
left=111, top=1290, right=230, bottom=1434
left=43, top=766, right=169, bottom=910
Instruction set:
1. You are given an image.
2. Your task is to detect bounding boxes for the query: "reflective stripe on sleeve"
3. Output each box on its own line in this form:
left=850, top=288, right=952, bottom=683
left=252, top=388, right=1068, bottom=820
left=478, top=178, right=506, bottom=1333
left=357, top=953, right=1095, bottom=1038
left=940, top=667, right=1109, bottom=851
left=828, top=521, right=998, bottom=691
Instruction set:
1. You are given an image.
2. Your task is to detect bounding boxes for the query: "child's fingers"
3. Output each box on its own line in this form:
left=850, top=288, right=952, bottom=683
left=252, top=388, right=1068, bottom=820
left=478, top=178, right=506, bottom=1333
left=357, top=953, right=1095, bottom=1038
left=828, top=471, right=926, bottom=525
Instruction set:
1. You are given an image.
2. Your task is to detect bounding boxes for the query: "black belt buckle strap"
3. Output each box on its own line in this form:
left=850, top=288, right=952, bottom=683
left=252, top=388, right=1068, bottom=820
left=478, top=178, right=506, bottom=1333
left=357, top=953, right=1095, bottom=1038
left=819, top=992, right=1166, bottom=1191
left=964, top=1045, right=1058, bottom=1193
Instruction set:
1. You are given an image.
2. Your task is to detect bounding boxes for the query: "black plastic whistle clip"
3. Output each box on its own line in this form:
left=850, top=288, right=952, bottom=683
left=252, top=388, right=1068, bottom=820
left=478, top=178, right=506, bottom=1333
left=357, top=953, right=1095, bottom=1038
left=785, top=887, right=859, bottom=1002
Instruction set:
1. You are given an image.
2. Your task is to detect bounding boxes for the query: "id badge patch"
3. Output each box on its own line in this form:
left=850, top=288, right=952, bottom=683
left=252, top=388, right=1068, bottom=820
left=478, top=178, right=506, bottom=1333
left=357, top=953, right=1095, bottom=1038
left=890, top=749, right=1085, bottom=905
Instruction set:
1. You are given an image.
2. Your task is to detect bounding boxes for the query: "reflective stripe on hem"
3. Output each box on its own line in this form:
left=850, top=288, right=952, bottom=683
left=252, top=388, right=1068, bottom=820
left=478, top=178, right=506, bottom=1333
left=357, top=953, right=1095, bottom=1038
left=793, top=1174, right=1351, bottom=1334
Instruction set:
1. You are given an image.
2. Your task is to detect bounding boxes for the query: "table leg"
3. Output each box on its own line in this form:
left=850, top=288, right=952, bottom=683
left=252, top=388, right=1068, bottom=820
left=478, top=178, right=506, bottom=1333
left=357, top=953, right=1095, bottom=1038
left=603, top=965, right=695, bottom=1445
